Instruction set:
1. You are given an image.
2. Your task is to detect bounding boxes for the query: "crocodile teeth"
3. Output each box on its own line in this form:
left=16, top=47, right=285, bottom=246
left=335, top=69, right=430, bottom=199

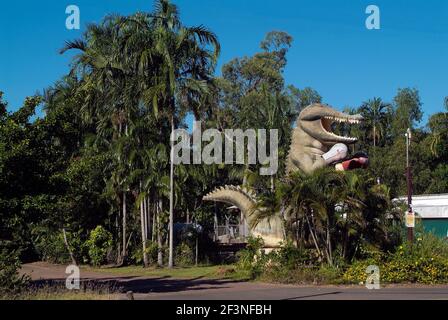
left=324, top=116, right=361, bottom=124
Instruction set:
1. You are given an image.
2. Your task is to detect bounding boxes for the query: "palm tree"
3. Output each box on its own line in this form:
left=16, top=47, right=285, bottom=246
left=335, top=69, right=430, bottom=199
left=133, top=0, right=220, bottom=268
left=60, top=2, right=219, bottom=267
left=359, top=98, right=391, bottom=148
left=61, top=15, right=141, bottom=265
left=256, top=167, right=394, bottom=265
left=428, top=101, right=448, bottom=158
left=336, top=172, right=368, bottom=260
left=279, top=170, right=330, bottom=262
left=251, top=168, right=346, bottom=265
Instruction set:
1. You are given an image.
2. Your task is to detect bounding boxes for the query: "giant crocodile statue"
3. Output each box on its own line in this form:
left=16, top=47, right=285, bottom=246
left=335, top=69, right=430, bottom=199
left=203, top=103, right=364, bottom=247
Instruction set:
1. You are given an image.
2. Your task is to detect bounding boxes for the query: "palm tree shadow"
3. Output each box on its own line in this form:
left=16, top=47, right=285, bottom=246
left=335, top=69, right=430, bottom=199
left=110, top=276, right=247, bottom=294
left=29, top=275, right=247, bottom=294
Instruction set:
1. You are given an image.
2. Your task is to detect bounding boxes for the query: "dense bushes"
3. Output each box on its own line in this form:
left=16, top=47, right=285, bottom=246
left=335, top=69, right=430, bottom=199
left=32, top=223, right=201, bottom=268
left=85, top=226, right=113, bottom=266
left=0, top=243, right=30, bottom=296
left=343, top=233, right=448, bottom=284
left=175, top=243, right=195, bottom=266
left=236, top=236, right=266, bottom=277
left=33, top=228, right=86, bottom=264
left=236, top=234, right=448, bottom=285
left=131, top=241, right=166, bottom=266
left=235, top=237, right=343, bottom=284
left=33, top=231, right=70, bottom=264
left=33, top=226, right=112, bottom=266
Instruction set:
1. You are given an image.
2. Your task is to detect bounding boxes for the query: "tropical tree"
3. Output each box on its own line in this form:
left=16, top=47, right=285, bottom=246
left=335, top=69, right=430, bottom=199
left=136, top=0, right=220, bottom=267
left=428, top=103, right=448, bottom=159
left=60, top=15, right=137, bottom=264
left=252, top=167, right=396, bottom=265
left=217, top=31, right=304, bottom=191
left=60, top=0, right=220, bottom=266
left=392, top=88, right=423, bottom=138
left=359, top=97, right=392, bottom=147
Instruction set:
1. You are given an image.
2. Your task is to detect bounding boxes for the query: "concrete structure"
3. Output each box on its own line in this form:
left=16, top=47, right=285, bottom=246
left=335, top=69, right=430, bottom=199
left=203, top=104, right=364, bottom=247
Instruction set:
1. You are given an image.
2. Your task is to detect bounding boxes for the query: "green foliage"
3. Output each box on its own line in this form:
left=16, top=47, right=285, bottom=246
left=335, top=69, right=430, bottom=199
left=235, top=238, right=343, bottom=284
left=343, top=234, right=448, bottom=284
left=33, top=231, right=69, bottom=264
left=342, top=259, right=378, bottom=284
left=263, top=168, right=399, bottom=266
left=271, top=241, right=314, bottom=269
left=85, top=226, right=113, bottom=266
left=236, top=234, right=448, bottom=285
left=392, top=87, right=423, bottom=136
left=1, top=0, right=448, bottom=280
left=0, top=243, right=30, bottom=296
left=235, top=236, right=266, bottom=279
left=144, top=241, right=160, bottom=265
left=32, top=227, right=87, bottom=264
left=175, top=242, right=195, bottom=267
left=131, top=241, right=163, bottom=266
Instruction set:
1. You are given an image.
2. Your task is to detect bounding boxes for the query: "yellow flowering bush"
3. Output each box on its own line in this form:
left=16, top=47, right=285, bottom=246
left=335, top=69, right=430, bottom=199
left=343, top=234, right=448, bottom=284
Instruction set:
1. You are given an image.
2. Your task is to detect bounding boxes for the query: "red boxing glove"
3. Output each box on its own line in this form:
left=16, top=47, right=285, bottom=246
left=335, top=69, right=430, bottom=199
left=335, top=154, right=369, bottom=171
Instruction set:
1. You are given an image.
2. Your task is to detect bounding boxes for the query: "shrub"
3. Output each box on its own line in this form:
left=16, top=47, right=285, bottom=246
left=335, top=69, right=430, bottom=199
left=0, top=243, right=30, bottom=297
left=33, top=228, right=87, bottom=264
left=133, top=244, right=169, bottom=266
left=271, top=241, right=314, bottom=269
left=175, top=242, right=194, bottom=266
left=145, top=241, right=160, bottom=265
left=85, top=226, right=113, bottom=266
left=131, top=241, right=165, bottom=266
left=342, top=259, right=379, bottom=284
left=33, top=231, right=70, bottom=264
left=235, top=236, right=266, bottom=279
left=235, top=237, right=342, bottom=283
left=343, top=234, right=448, bottom=284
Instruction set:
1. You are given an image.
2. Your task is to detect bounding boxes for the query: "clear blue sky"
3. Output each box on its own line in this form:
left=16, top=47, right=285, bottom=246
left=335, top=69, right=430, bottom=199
left=1, top=0, right=447, bottom=125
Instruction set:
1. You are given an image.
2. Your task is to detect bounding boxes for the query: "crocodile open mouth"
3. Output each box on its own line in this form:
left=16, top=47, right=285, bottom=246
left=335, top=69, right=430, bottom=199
left=321, top=115, right=361, bottom=142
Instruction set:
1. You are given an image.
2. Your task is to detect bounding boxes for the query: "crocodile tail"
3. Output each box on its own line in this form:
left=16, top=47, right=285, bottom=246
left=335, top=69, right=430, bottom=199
left=202, top=185, right=257, bottom=222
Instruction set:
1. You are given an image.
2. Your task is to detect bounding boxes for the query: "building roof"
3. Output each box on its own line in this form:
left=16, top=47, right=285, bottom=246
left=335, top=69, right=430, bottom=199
left=394, top=194, right=448, bottom=218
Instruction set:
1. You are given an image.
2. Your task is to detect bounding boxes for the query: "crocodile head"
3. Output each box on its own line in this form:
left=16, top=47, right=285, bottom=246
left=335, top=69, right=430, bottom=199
left=297, top=103, right=363, bottom=145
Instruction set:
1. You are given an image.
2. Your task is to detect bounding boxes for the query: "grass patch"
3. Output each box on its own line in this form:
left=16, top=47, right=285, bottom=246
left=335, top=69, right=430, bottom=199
left=1, top=282, right=120, bottom=300
left=18, top=292, right=119, bottom=300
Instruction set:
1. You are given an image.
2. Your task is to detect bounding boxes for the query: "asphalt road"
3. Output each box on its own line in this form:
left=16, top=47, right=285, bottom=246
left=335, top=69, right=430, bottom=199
left=21, top=262, right=448, bottom=300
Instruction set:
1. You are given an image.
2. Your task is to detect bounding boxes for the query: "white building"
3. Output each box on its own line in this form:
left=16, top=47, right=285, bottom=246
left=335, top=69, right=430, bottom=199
left=395, top=194, right=448, bottom=238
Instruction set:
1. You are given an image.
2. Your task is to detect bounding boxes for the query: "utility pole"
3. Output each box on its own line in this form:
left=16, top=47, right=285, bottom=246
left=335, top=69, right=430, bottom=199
left=405, top=128, right=414, bottom=242
left=168, top=116, right=175, bottom=268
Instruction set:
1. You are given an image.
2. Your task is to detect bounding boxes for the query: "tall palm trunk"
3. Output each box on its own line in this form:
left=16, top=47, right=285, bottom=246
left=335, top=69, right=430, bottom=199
left=304, top=209, right=323, bottom=259
left=294, top=211, right=300, bottom=248
left=342, top=225, right=348, bottom=260
left=116, top=209, right=121, bottom=264
left=152, top=201, right=156, bottom=242
left=373, top=124, right=376, bottom=147
left=146, top=196, right=151, bottom=240
left=143, top=196, right=148, bottom=240
left=140, top=187, right=149, bottom=267
left=122, top=191, right=127, bottom=264
left=326, top=223, right=333, bottom=266
left=168, top=115, right=175, bottom=268
left=157, top=197, right=164, bottom=267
